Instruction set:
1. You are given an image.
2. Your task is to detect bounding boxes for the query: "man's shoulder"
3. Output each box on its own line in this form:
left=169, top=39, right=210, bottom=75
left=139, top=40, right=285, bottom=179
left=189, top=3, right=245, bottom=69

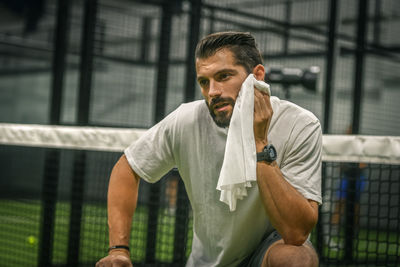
left=178, top=100, right=206, bottom=112
left=271, top=96, right=319, bottom=125
left=171, top=100, right=210, bottom=129
left=174, top=100, right=207, bottom=120
left=270, top=96, right=321, bottom=147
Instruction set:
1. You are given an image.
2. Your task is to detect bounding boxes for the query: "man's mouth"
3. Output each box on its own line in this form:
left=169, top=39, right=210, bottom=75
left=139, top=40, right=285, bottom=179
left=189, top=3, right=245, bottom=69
left=213, top=102, right=230, bottom=112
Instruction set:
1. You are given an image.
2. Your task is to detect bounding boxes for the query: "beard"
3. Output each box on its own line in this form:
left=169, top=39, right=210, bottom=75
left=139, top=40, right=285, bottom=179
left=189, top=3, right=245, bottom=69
left=205, top=97, right=235, bottom=128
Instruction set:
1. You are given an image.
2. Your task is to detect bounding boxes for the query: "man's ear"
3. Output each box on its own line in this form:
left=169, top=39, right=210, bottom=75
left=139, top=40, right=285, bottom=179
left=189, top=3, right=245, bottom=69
left=252, top=64, right=265, bottom=81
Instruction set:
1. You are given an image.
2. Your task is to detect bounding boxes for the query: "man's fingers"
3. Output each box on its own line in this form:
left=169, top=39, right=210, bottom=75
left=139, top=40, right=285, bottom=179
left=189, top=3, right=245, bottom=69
left=95, top=254, right=132, bottom=267
left=255, top=87, right=269, bottom=96
left=253, top=87, right=273, bottom=145
left=254, top=89, right=266, bottom=111
left=254, top=89, right=272, bottom=117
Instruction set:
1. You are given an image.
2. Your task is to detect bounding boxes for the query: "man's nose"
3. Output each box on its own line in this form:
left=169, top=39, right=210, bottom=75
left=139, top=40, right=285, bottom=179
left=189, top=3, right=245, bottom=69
left=209, top=80, right=222, bottom=97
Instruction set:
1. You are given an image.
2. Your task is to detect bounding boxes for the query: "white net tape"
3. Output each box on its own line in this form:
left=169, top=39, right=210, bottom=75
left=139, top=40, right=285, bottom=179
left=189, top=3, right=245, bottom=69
left=0, top=123, right=146, bottom=152
left=1, top=123, right=399, bottom=164
left=323, top=135, right=400, bottom=164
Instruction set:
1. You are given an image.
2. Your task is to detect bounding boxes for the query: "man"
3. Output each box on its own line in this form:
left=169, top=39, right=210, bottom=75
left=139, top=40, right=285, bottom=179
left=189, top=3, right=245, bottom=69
left=96, top=31, right=322, bottom=267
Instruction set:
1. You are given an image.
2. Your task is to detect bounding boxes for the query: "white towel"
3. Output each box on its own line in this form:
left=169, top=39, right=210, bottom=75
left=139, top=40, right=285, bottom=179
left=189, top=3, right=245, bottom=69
left=216, top=74, right=271, bottom=211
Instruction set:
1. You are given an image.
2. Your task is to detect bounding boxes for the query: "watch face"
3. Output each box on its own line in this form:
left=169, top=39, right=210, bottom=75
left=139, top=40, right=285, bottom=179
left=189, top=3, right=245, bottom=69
left=266, top=144, right=277, bottom=161
left=257, top=144, right=277, bottom=162
left=269, top=148, right=276, bottom=158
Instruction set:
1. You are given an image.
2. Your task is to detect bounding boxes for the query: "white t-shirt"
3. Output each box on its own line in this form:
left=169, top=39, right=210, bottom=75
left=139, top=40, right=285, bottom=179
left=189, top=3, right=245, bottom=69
left=124, top=96, right=322, bottom=267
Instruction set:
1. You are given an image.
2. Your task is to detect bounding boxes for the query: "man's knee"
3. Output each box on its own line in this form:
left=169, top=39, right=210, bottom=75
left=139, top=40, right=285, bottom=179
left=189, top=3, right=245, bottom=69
left=263, top=242, right=318, bottom=267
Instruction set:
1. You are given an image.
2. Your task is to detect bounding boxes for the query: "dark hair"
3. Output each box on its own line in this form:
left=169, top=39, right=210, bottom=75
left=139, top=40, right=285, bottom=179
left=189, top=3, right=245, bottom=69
left=195, top=31, right=263, bottom=73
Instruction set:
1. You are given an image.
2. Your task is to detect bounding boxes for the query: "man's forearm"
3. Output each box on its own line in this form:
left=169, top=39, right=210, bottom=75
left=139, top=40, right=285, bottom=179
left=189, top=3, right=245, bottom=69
left=256, top=161, right=318, bottom=245
left=107, top=155, right=140, bottom=251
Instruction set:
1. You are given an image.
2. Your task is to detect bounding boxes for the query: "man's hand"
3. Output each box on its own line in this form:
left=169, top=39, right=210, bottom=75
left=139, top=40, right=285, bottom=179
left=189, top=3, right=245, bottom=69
left=253, top=88, right=273, bottom=151
left=96, top=250, right=133, bottom=267
left=100, top=155, right=139, bottom=266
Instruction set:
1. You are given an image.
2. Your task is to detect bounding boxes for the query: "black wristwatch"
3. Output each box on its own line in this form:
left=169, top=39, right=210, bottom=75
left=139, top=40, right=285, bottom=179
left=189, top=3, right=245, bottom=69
left=257, top=144, right=277, bottom=163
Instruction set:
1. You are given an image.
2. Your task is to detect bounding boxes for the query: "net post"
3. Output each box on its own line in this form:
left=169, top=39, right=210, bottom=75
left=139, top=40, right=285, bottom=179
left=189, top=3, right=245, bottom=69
left=154, top=1, right=173, bottom=124
left=351, top=0, right=368, bottom=134
left=323, top=0, right=339, bottom=134
left=144, top=1, right=174, bottom=263
left=344, top=163, right=359, bottom=262
left=66, top=0, right=98, bottom=265
left=173, top=171, right=190, bottom=263
left=49, top=0, right=71, bottom=125
left=77, top=0, right=97, bottom=126
left=283, top=0, right=292, bottom=55
left=315, top=162, right=327, bottom=257
left=184, top=0, right=202, bottom=102
left=38, top=149, right=61, bottom=267
left=372, top=0, right=382, bottom=45
left=140, top=17, right=152, bottom=63
left=38, top=0, right=71, bottom=265
left=145, top=181, right=161, bottom=263
left=66, top=151, right=87, bottom=266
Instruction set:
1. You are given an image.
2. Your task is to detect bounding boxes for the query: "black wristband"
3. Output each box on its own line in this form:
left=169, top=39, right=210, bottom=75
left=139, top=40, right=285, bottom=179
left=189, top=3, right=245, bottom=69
left=108, top=245, right=130, bottom=252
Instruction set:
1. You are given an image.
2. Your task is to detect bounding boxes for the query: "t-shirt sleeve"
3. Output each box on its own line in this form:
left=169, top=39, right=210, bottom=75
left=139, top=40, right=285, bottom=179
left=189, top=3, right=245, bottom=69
left=280, top=119, right=322, bottom=204
left=124, top=110, right=178, bottom=183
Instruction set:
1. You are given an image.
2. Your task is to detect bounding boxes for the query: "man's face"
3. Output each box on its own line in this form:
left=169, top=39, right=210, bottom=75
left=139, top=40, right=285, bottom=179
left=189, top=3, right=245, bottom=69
left=196, top=48, right=248, bottom=128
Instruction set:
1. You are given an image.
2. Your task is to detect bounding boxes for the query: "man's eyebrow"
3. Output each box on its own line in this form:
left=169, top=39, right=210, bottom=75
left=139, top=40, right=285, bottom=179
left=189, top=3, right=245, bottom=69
left=215, top=68, right=238, bottom=75
left=197, top=68, right=238, bottom=81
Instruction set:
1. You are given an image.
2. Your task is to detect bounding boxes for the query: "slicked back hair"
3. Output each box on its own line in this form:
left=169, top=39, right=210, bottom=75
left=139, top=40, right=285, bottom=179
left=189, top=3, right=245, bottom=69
left=195, top=31, right=263, bottom=74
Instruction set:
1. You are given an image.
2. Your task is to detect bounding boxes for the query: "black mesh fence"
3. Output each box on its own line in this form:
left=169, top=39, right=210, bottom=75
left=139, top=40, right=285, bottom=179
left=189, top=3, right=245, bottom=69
left=318, top=162, right=400, bottom=266
left=0, top=143, right=399, bottom=266
left=1, top=0, right=399, bottom=134
left=0, top=144, right=193, bottom=266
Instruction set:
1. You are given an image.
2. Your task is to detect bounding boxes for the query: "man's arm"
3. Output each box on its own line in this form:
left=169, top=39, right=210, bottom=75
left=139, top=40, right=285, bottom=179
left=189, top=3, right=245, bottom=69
left=253, top=89, right=319, bottom=246
left=96, top=154, right=140, bottom=267
left=256, top=161, right=318, bottom=245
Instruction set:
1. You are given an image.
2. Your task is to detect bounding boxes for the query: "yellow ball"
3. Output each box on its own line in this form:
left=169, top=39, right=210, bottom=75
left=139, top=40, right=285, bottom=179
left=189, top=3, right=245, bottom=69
left=27, top=236, right=37, bottom=245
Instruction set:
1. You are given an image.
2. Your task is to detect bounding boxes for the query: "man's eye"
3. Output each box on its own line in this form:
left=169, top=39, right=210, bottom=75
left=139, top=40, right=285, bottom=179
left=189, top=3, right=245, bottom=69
left=198, top=79, right=209, bottom=87
left=219, top=73, right=230, bottom=80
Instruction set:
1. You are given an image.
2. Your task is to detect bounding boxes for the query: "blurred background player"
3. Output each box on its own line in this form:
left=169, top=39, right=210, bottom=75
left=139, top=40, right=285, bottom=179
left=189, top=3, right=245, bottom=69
left=325, top=126, right=367, bottom=249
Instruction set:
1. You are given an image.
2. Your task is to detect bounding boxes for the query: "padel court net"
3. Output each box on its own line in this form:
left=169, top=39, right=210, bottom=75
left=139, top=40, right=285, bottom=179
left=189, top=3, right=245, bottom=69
left=0, top=123, right=399, bottom=266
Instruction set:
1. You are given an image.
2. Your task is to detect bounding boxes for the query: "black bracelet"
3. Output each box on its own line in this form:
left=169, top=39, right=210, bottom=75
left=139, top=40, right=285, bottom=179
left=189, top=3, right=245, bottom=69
left=108, top=245, right=130, bottom=252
